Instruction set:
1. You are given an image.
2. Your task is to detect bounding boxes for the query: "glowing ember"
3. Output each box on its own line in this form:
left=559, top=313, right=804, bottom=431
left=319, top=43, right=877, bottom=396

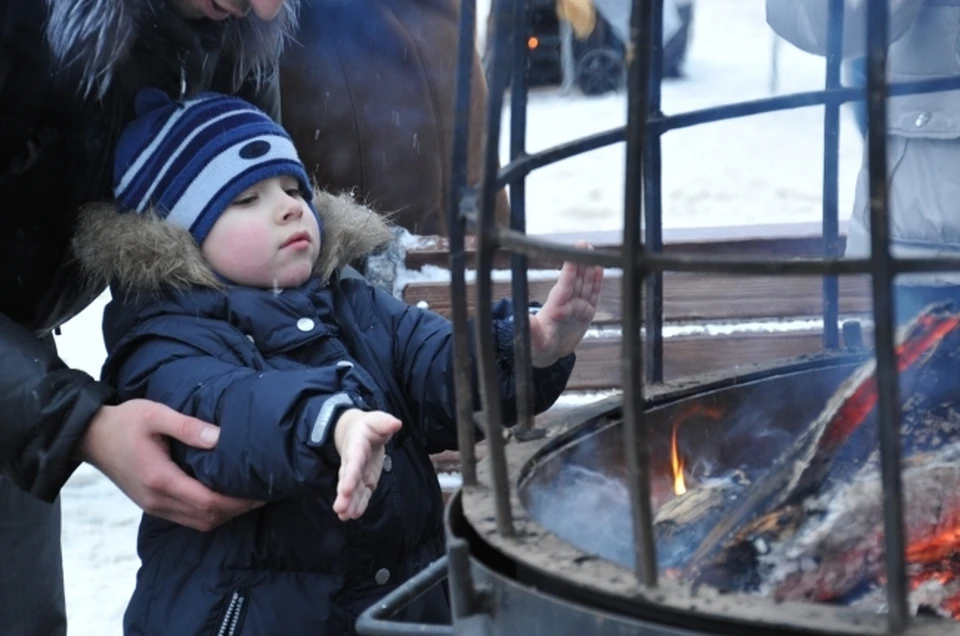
left=681, top=304, right=960, bottom=621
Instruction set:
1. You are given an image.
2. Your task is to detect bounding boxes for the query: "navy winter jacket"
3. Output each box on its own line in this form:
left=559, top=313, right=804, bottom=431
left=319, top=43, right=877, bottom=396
left=100, top=273, right=574, bottom=635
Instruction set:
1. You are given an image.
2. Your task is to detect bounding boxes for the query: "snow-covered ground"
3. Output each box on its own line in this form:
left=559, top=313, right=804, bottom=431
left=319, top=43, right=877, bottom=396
left=56, top=2, right=863, bottom=633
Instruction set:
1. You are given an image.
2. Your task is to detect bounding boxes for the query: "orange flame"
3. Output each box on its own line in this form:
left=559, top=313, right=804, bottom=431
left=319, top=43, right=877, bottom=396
left=667, top=404, right=724, bottom=497
left=670, top=423, right=686, bottom=496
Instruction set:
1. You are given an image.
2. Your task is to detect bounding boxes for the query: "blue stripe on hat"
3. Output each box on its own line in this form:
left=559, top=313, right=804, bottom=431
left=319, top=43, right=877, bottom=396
left=115, top=95, right=225, bottom=202
left=151, top=115, right=296, bottom=211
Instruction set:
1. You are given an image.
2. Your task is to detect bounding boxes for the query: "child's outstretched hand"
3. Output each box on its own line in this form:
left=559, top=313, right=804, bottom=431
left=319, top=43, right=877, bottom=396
left=332, top=408, right=402, bottom=521
left=529, top=240, right=604, bottom=367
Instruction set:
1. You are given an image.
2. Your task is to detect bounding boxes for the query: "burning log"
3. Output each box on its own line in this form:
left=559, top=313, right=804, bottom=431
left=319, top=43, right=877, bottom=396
left=677, top=303, right=960, bottom=615
left=654, top=470, right=750, bottom=572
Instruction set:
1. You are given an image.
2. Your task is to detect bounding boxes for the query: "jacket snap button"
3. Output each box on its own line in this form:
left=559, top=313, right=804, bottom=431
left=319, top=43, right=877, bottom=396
left=375, top=568, right=391, bottom=585
left=336, top=360, right=354, bottom=369
left=296, top=317, right=315, bottom=332
left=915, top=111, right=931, bottom=127
left=382, top=454, right=392, bottom=473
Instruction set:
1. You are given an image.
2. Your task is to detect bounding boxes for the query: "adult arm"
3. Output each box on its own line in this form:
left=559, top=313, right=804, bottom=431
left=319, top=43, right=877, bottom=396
left=765, top=0, right=924, bottom=58
left=0, top=312, right=113, bottom=500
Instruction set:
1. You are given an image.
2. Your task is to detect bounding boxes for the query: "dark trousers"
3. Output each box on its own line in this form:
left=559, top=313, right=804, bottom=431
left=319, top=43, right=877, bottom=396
left=0, top=477, right=66, bottom=635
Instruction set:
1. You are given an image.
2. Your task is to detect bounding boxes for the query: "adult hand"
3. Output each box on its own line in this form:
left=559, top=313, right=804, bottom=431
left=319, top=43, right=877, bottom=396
left=77, top=399, right=264, bottom=531
left=529, top=240, right=604, bottom=368
left=332, top=408, right=402, bottom=522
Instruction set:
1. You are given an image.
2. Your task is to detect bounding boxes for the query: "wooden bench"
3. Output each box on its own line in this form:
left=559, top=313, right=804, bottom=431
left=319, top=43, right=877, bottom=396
left=403, top=221, right=874, bottom=393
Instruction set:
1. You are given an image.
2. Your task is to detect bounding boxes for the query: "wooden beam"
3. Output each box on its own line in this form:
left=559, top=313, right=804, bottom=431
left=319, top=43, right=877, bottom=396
left=566, top=328, right=864, bottom=391
left=403, top=272, right=873, bottom=325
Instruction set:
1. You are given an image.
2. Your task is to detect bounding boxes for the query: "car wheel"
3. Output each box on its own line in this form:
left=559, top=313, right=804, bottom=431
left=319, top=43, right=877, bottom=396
left=576, top=48, right=624, bottom=96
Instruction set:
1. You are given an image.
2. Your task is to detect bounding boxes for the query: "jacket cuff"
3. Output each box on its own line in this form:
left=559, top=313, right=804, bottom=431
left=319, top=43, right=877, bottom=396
left=24, top=379, right=115, bottom=502
left=308, top=392, right=364, bottom=448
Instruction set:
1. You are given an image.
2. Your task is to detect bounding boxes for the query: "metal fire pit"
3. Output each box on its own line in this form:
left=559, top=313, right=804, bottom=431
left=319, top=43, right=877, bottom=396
left=356, top=0, right=960, bottom=634
left=445, top=353, right=958, bottom=636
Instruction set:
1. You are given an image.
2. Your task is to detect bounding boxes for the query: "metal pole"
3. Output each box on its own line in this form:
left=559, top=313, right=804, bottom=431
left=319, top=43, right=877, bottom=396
left=508, top=0, right=537, bottom=437
left=864, top=2, right=908, bottom=630
left=642, top=0, right=665, bottom=383
left=449, top=0, right=480, bottom=487
left=821, top=0, right=843, bottom=350
left=475, top=0, right=515, bottom=537
left=622, top=0, right=658, bottom=587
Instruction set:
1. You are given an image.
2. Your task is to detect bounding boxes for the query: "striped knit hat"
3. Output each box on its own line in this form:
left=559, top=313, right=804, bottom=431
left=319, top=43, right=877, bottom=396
left=113, top=88, right=319, bottom=245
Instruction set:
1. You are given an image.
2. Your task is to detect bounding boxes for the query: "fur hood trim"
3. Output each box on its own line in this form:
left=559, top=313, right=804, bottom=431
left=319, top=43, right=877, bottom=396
left=73, top=190, right=395, bottom=295
left=44, top=0, right=301, bottom=99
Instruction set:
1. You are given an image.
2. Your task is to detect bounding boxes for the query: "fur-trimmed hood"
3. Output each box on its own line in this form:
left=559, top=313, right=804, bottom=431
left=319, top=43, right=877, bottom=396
left=43, top=0, right=301, bottom=98
left=73, top=190, right=395, bottom=295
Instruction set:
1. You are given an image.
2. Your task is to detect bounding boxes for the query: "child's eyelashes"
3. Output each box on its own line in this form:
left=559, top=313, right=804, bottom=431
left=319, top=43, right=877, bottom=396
left=228, top=184, right=308, bottom=207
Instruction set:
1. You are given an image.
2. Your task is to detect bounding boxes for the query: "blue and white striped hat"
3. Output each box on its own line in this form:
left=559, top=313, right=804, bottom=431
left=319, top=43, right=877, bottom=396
left=113, top=88, right=319, bottom=245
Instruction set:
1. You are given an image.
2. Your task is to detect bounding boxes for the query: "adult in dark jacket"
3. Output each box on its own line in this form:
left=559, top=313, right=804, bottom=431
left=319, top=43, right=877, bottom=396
left=73, top=90, right=599, bottom=634
left=280, top=0, right=511, bottom=235
left=0, top=1, right=297, bottom=634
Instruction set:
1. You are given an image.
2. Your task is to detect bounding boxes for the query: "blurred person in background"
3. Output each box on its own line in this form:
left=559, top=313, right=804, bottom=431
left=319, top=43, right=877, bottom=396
left=766, top=0, right=960, bottom=324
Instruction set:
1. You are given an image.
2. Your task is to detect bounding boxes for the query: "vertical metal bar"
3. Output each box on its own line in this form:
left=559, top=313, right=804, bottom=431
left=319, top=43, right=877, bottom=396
left=864, top=2, right=908, bottom=631
left=449, top=0, right=480, bottom=487
left=475, top=0, right=514, bottom=537
left=642, top=0, right=664, bottom=383
left=508, top=0, right=536, bottom=434
left=622, top=0, right=657, bottom=587
left=821, top=0, right=843, bottom=349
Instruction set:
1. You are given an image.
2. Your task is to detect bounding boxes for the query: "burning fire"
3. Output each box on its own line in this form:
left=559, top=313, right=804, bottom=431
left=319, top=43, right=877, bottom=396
left=670, top=424, right=686, bottom=496
left=668, top=404, right=724, bottom=497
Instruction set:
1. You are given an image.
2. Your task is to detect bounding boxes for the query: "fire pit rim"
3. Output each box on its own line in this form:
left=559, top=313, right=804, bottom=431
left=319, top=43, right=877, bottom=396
left=459, top=351, right=960, bottom=636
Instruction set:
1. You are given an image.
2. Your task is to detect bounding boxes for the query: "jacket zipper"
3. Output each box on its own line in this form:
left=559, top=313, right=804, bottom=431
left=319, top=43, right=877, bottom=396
left=217, top=590, right=246, bottom=636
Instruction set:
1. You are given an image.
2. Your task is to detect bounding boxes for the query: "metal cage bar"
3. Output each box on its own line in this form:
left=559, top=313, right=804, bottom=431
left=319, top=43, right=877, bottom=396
left=821, top=0, right=844, bottom=350
left=448, top=0, right=480, bottom=488
left=864, top=2, right=907, bottom=630
left=642, top=0, right=665, bottom=383
left=507, top=0, right=538, bottom=435
left=448, top=0, right=960, bottom=633
left=622, top=0, right=659, bottom=586
left=473, top=0, right=516, bottom=537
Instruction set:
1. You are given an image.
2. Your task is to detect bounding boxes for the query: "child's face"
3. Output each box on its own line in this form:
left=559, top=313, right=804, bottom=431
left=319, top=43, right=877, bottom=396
left=201, top=176, right=321, bottom=289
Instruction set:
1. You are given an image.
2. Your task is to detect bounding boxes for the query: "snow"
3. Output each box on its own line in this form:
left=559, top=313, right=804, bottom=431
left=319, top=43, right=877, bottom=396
left=54, top=2, right=863, bottom=633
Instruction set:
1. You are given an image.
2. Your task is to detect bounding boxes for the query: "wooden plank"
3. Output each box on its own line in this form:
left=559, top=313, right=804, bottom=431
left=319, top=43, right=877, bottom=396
left=566, top=329, right=857, bottom=391
left=405, top=222, right=850, bottom=270
left=402, top=273, right=873, bottom=325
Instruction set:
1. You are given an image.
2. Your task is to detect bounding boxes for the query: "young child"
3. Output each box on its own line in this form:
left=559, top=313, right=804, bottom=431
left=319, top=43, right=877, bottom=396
left=75, top=88, right=603, bottom=635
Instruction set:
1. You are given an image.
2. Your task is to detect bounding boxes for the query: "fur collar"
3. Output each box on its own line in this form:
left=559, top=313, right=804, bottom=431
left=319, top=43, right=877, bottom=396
left=43, top=0, right=301, bottom=98
left=73, top=190, right=395, bottom=295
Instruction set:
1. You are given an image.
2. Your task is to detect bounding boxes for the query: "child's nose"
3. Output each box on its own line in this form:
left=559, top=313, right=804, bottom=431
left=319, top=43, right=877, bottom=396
left=279, top=198, right=303, bottom=222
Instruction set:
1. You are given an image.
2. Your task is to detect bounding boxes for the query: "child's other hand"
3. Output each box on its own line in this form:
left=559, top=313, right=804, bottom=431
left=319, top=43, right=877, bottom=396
left=332, top=408, right=402, bottom=521
left=529, top=240, right=604, bottom=368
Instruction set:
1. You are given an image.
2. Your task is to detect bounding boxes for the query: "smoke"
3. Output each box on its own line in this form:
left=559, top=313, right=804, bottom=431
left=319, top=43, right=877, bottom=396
left=524, top=464, right=635, bottom=569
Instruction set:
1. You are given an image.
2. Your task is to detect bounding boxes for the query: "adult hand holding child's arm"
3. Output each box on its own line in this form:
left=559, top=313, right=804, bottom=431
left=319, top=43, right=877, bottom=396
left=331, top=409, right=402, bottom=521
left=79, top=399, right=264, bottom=531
